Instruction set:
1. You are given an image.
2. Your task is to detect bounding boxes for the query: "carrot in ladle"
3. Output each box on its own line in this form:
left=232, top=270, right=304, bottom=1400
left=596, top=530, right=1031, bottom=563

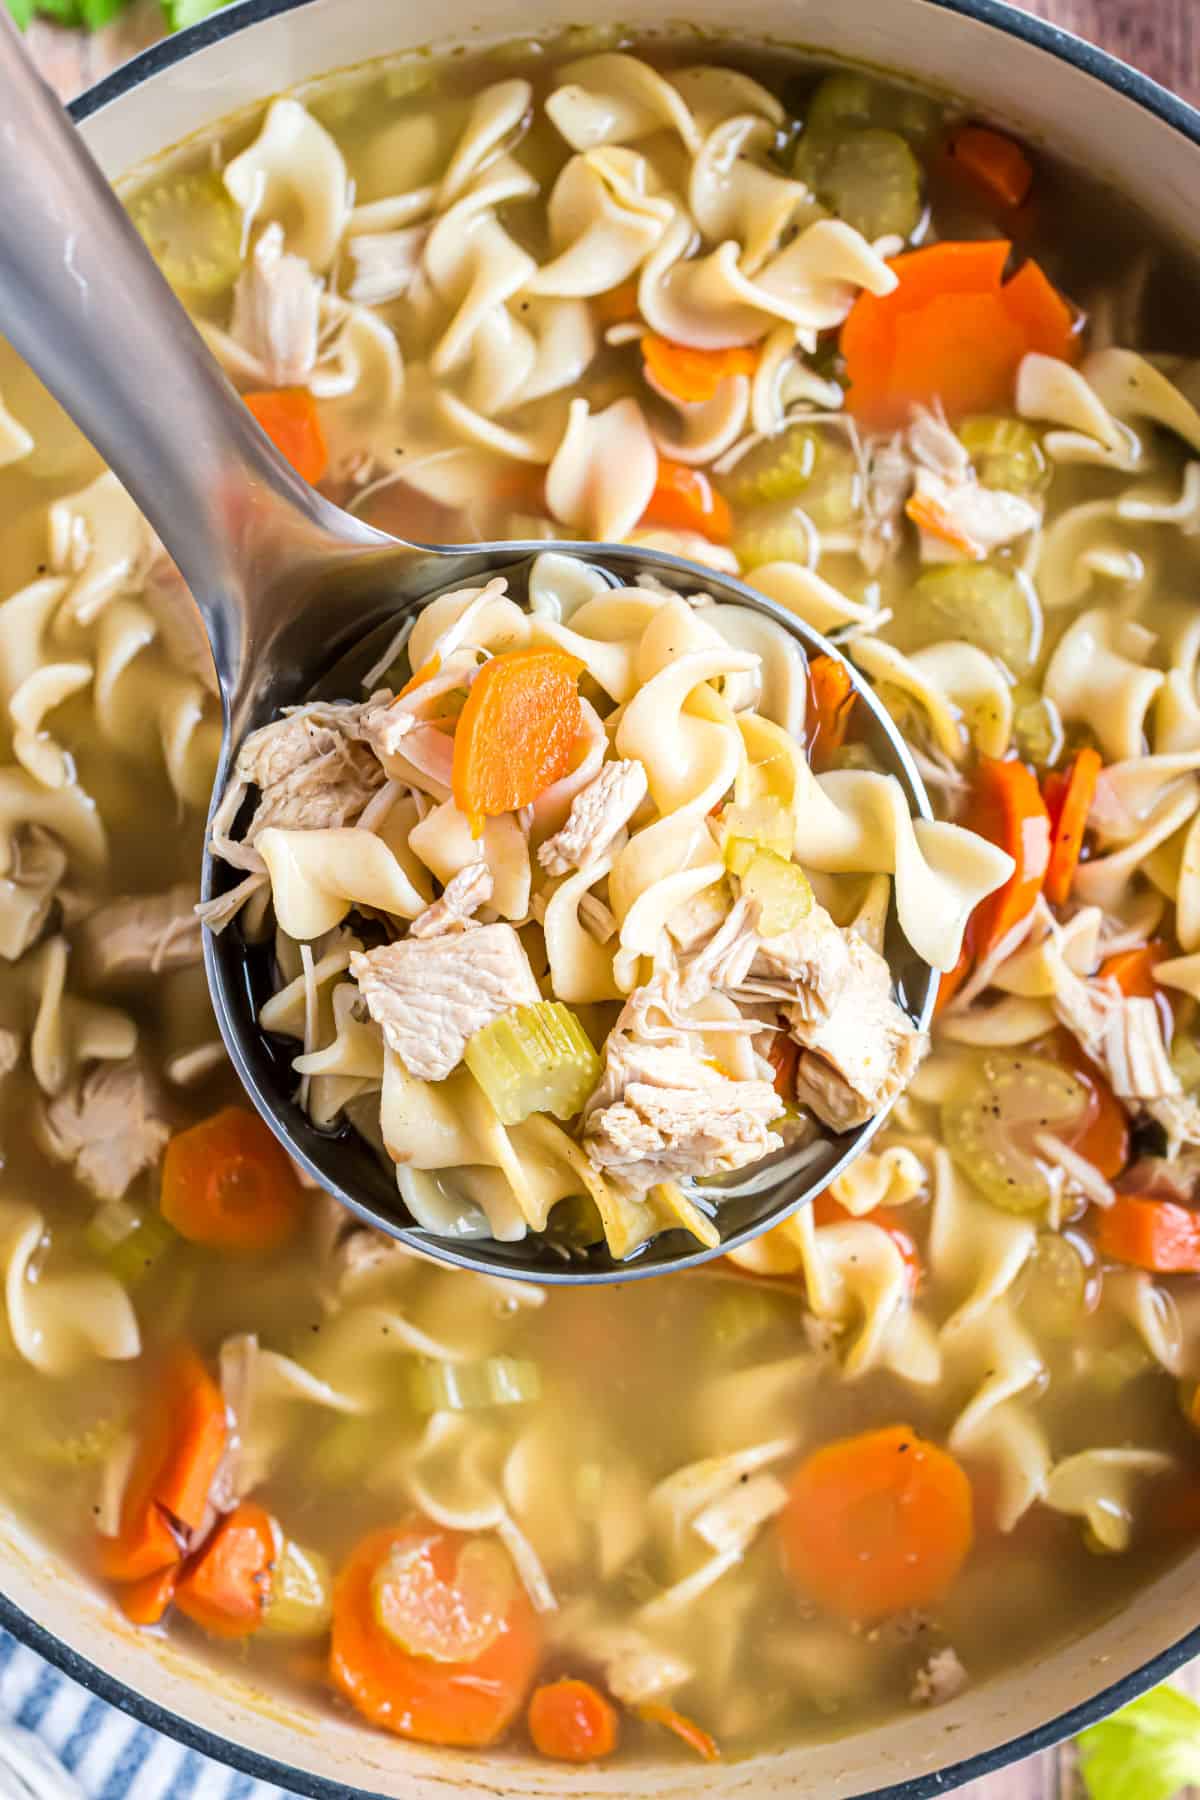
left=529, top=1679, right=620, bottom=1763
left=807, top=653, right=857, bottom=773
left=451, top=646, right=583, bottom=835
left=778, top=1424, right=974, bottom=1621
left=160, top=1106, right=306, bottom=1255
left=1042, top=747, right=1101, bottom=906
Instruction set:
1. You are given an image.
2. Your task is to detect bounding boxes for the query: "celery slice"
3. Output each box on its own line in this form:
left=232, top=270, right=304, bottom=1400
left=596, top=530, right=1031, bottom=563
left=86, top=1205, right=176, bottom=1289
left=1011, top=683, right=1063, bottom=767
left=408, top=1356, right=542, bottom=1414
left=725, top=426, right=821, bottom=510
left=798, top=128, right=923, bottom=241
left=959, top=415, right=1051, bottom=495
left=908, top=564, right=1037, bottom=676
left=709, top=1285, right=789, bottom=1351
left=803, top=71, right=940, bottom=145
left=722, top=797, right=795, bottom=866
left=261, top=1540, right=333, bottom=1639
left=1014, top=1234, right=1086, bottom=1338
left=129, top=171, right=244, bottom=300
left=464, top=1000, right=601, bottom=1126
left=738, top=849, right=814, bottom=937
left=943, top=1053, right=1089, bottom=1213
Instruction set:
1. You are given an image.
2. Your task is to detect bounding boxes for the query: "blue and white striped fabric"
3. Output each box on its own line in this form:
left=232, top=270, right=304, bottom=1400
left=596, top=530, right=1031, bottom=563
left=0, top=1631, right=287, bottom=1800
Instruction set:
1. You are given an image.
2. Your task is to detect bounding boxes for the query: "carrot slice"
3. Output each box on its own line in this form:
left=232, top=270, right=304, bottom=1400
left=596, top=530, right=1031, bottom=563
left=99, top=1344, right=227, bottom=1584
left=766, top=1028, right=799, bottom=1099
left=779, top=1425, right=973, bottom=1621
left=948, top=125, right=1034, bottom=210
left=935, top=923, right=976, bottom=1016
left=642, top=335, right=760, bottom=405
left=841, top=241, right=1079, bottom=428
left=451, top=646, right=583, bottom=833
left=638, top=1704, right=721, bottom=1764
left=176, top=1503, right=278, bottom=1640
left=1051, top=1029, right=1130, bottom=1182
left=591, top=278, right=641, bottom=326
left=160, top=1106, right=306, bottom=1255
left=1099, top=942, right=1168, bottom=999
left=397, top=653, right=442, bottom=700
left=331, top=1522, right=541, bottom=1747
left=119, top=1564, right=179, bottom=1628
left=811, top=1193, right=921, bottom=1292
left=528, top=1679, right=619, bottom=1763
left=970, top=756, right=1051, bottom=957
left=244, top=388, right=328, bottom=484
left=807, top=653, right=857, bottom=774
left=1096, top=1195, right=1200, bottom=1274
left=639, top=459, right=733, bottom=543
left=1001, top=257, right=1080, bottom=360
left=1042, top=747, right=1101, bottom=906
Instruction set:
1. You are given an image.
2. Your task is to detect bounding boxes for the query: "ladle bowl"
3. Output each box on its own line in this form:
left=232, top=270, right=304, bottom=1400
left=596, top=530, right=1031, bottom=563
left=0, top=11, right=936, bottom=1281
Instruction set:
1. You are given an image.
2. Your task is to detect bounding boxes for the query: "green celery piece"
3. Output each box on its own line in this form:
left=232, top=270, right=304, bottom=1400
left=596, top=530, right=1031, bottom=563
left=465, top=1000, right=601, bottom=1126
left=261, top=1540, right=333, bottom=1639
left=739, top=848, right=813, bottom=937
left=408, top=1355, right=542, bottom=1414
left=1078, top=1685, right=1200, bottom=1800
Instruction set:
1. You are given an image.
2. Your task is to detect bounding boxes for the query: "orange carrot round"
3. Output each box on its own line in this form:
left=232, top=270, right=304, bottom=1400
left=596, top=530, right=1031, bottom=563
left=452, top=647, right=583, bottom=832
left=160, top=1106, right=305, bottom=1255
left=1051, top=1029, right=1129, bottom=1181
left=779, top=1425, right=973, bottom=1621
left=1096, top=1196, right=1200, bottom=1274
left=642, top=335, right=760, bottom=405
left=841, top=241, right=1079, bottom=429
left=330, top=1522, right=541, bottom=1747
left=99, top=1343, right=227, bottom=1585
left=244, top=389, right=328, bottom=484
left=639, top=459, right=733, bottom=543
left=948, top=125, right=1034, bottom=210
left=1042, top=747, right=1101, bottom=906
left=119, top=1564, right=179, bottom=1628
left=176, top=1503, right=278, bottom=1640
left=970, top=756, right=1051, bottom=957
left=528, top=1679, right=619, bottom=1763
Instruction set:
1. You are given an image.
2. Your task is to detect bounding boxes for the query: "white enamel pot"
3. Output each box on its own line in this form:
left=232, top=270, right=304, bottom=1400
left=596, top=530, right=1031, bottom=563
left=3, top=2, right=1200, bottom=1794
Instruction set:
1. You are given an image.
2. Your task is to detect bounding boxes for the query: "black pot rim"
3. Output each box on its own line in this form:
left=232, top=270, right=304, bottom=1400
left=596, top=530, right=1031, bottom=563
left=6, top=0, right=1192, bottom=1794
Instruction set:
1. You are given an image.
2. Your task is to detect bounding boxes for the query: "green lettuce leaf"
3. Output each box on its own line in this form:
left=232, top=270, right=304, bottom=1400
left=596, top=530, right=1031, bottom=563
left=4, top=0, right=232, bottom=26
left=161, top=0, right=233, bottom=25
left=1079, top=1686, right=1200, bottom=1800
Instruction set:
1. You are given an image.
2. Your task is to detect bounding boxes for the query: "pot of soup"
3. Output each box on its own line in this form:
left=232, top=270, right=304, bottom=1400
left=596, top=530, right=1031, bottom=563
left=2, top=0, right=1200, bottom=1794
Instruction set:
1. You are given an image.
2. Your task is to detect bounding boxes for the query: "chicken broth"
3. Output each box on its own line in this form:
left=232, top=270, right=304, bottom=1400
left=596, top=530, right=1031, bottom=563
left=0, top=31, right=1199, bottom=1771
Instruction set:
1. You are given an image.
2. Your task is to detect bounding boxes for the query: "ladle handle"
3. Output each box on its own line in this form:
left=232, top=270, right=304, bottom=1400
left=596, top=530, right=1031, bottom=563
left=0, top=15, right=368, bottom=697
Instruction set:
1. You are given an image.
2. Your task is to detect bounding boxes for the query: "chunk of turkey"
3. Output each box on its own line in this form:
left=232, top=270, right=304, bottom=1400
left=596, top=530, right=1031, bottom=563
left=788, top=934, right=925, bottom=1133
left=219, top=700, right=386, bottom=854
left=911, top=466, right=1041, bottom=560
left=38, top=1059, right=172, bottom=1201
left=0, top=826, right=68, bottom=961
left=230, top=222, right=321, bottom=387
left=350, top=923, right=540, bottom=1082
left=582, top=988, right=783, bottom=1195
left=78, top=883, right=202, bottom=983
left=409, top=864, right=494, bottom=938
left=538, top=759, right=649, bottom=877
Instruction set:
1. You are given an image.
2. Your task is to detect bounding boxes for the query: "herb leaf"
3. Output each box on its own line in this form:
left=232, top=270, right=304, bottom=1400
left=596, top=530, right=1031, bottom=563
left=1079, top=1687, right=1200, bottom=1800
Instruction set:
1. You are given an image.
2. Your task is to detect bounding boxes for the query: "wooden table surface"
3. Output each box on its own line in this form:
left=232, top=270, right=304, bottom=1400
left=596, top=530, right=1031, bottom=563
left=23, top=1, right=1200, bottom=1796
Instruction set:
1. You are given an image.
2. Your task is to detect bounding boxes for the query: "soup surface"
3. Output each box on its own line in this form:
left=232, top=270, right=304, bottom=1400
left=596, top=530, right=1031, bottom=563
left=1, top=30, right=1200, bottom=1773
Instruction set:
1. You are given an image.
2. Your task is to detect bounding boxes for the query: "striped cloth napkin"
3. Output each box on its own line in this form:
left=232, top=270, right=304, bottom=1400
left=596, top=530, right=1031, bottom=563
left=0, top=1631, right=285, bottom=1800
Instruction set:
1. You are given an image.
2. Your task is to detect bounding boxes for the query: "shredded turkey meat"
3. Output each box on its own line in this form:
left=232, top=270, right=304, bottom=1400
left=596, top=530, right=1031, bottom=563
left=1053, top=965, right=1177, bottom=1101
left=910, top=1647, right=968, bottom=1706
left=538, top=760, right=649, bottom=877
left=582, top=998, right=784, bottom=1195
left=408, top=864, right=494, bottom=938
left=789, top=934, right=925, bottom=1133
left=346, top=224, right=431, bottom=307
left=78, top=883, right=203, bottom=982
left=350, top=923, right=540, bottom=1082
left=38, top=1058, right=171, bottom=1201
left=911, top=466, right=1041, bottom=561
left=229, top=222, right=320, bottom=387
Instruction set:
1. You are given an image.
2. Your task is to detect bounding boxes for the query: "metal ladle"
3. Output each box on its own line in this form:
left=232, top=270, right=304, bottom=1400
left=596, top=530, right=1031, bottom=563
left=0, top=16, right=936, bottom=1282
